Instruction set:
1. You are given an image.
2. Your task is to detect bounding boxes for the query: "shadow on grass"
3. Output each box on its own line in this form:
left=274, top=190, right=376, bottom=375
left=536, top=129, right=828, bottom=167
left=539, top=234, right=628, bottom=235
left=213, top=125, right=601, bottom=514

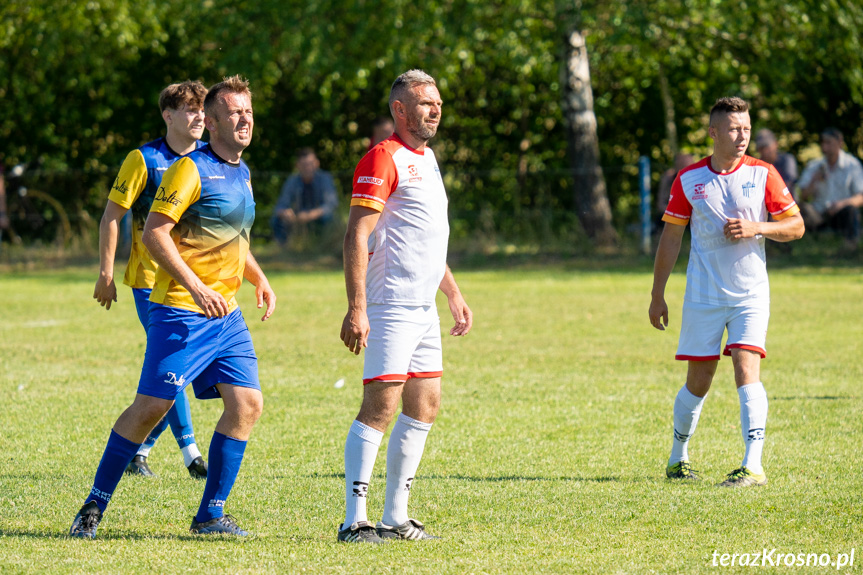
left=309, top=471, right=618, bottom=482
left=771, top=395, right=856, bottom=401
left=0, top=528, right=323, bottom=542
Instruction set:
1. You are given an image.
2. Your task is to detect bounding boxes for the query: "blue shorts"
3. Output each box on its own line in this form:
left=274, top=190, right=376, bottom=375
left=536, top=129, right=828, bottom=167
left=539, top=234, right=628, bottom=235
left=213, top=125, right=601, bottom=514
left=137, top=305, right=259, bottom=400
left=132, top=288, right=152, bottom=332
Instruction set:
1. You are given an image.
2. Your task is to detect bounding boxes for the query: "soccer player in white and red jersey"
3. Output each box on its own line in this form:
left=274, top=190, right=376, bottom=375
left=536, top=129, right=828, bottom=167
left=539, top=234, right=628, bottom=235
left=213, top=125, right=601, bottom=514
left=649, top=97, right=804, bottom=488
left=337, top=70, right=472, bottom=543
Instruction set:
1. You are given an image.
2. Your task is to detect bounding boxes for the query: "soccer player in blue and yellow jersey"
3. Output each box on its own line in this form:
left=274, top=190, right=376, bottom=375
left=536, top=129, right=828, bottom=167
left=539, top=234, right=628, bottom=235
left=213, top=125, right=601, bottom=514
left=71, top=76, right=276, bottom=538
left=93, top=81, right=209, bottom=480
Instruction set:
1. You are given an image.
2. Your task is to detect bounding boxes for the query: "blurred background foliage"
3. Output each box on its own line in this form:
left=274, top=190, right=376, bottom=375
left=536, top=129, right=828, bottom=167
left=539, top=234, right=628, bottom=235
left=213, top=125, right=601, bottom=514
left=1, top=0, right=862, bottom=248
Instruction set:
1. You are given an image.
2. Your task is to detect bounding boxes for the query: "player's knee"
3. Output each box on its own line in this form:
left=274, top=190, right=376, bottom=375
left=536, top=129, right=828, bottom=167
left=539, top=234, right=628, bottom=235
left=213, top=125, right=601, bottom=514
left=238, top=392, right=263, bottom=424
left=130, top=396, right=173, bottom=427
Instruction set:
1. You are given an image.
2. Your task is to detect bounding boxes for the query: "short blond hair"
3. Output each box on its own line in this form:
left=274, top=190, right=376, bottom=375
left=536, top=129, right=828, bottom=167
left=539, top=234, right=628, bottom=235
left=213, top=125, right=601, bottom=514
left=204, top=75, right=252, bottom=116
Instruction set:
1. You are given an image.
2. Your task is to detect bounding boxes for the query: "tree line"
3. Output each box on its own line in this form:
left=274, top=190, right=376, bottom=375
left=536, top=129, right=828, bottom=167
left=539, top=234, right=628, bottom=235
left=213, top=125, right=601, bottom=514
left=2, top=0, right=862, bottom=246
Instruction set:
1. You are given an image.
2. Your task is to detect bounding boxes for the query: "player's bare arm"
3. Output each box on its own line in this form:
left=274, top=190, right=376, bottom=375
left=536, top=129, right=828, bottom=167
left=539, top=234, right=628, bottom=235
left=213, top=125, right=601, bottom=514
left=93, top=200, right=129, bottom=310
left=340, top=205, right=381, bottom=354
left=724, top=213, right=805, bottom=242
left=439, top=265, right=472, bottom=336
left=243, top=251, right=276, bottom=321
left=649, top=222, right=686, bottom=331
left=143, top=212, right=230, bottom=319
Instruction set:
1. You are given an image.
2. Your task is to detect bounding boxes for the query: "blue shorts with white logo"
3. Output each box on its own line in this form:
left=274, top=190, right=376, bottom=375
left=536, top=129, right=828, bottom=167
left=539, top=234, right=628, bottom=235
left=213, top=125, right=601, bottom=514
left=137, top=304, right=259, bottom=401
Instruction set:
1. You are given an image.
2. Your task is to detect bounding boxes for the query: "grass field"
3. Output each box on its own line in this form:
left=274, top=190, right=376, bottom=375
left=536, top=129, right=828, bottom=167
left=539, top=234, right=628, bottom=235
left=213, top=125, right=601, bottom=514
left=0, top=259, right=861, bottom=574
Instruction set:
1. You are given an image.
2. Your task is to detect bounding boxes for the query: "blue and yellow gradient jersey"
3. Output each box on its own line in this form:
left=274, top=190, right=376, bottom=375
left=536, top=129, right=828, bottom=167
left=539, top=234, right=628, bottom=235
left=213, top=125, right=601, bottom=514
left=148, top=145, right=256, bottom=315
left=107, top=137, right=204, bottom=289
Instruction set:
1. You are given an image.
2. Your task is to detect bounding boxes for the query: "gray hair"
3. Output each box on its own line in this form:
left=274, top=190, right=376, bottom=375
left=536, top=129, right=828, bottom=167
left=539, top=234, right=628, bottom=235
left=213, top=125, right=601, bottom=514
left=388, top=69, right=437, bottom=117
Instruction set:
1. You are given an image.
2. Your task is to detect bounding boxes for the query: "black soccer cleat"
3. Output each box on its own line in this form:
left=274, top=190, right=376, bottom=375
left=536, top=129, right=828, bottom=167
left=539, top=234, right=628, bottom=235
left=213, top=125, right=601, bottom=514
left=69, top=501, right=103, bottom=539
left=190, top=514, right=250, bottom=536
left=337, top=521, right=386, bottom=543
left=376, top=518, right=440, bottom=540
left=187, top=456, right=208, bottom=480
left=125, top=455, right=156, bottom=477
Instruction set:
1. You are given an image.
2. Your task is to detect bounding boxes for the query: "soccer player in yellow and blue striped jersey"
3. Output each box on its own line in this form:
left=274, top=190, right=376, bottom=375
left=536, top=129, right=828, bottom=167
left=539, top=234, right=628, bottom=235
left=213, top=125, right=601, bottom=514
left=92, top=81, right=209, bottom=479
left=72, top=76, right=276, bottom=538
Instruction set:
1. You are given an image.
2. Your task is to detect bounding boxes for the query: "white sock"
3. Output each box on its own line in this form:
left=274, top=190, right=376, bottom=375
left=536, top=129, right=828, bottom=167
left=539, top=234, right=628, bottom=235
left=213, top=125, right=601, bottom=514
left=343, top=420, right=383, bottom=528
left=181, top=444, right=202, bottom=467
left=669, top=385, right=707, bottom=465
left=382, top=413, right=433, bottom=527
left=738, top=382, right=767, bottom=474
left=136, top=444, right=152, bottom=457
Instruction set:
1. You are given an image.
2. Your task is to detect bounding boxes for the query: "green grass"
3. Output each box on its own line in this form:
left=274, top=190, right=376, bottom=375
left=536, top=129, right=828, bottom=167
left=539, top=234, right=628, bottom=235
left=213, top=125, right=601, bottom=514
left=0, top=262, right=861, bottom=573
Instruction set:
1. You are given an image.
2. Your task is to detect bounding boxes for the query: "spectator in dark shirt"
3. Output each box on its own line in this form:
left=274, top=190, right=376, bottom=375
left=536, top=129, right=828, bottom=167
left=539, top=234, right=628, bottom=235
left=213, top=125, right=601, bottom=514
left=271, top=148, right=338, bottom=245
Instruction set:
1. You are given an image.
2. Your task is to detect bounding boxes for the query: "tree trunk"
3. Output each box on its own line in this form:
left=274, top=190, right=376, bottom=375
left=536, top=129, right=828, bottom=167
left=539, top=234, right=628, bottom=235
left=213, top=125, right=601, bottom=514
left=562, top=29, right=618, bottom=246
left=658, top=63, right=678, bottom=159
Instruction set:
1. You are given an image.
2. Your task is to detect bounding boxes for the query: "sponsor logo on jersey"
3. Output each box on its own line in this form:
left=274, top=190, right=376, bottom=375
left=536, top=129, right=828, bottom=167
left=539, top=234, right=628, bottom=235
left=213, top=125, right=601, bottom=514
left=742, top=181, right=756, bottom=198
left=693, top=183, right=708, bottom=200
left=204, top=175, right=226, bottom=180
left=782, top=186, right=790, bottom=196
left=163, top=372, right=186, bottom=387
left=155, top=187, right=182, bottom=206
left=156, top=167, right=169, bottom=172
left=408, top=165, right=419, bottom=177
left=357, top=176, right=384, bottom=186
left=111, top=178, right=129, bottom=196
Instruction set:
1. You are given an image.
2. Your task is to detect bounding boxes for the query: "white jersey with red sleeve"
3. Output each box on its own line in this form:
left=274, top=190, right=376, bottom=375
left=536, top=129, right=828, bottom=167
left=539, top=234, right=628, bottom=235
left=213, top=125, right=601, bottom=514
left=662, top=155, right=800, bottom=306
left=351, top=134, right=449, bottom=306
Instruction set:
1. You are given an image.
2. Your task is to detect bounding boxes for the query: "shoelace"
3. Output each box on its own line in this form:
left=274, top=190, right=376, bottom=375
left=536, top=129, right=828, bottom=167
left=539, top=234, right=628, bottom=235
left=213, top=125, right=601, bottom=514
left=726, top=467, right=747, bottom=479
left=81, top=511, right=101, bottom=530
left=221, top=514, right=239, bottom=528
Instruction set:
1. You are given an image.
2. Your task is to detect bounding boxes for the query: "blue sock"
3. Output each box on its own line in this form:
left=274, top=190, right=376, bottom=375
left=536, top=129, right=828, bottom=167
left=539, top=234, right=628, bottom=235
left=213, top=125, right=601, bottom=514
left=86, top=430, right=141, bottom=512
left=195, top=432, right=247, bottom=522
left=167, top=389, right=196, bottom=448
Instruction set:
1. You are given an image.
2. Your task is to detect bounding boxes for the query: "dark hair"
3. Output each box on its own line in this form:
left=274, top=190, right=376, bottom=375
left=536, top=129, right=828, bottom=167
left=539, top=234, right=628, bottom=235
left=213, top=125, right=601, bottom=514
left=159, top=81, right=207, bottom=112
left=295, top=147, right=316, bottom=161
left=204, top=75, right=251, bottom=116
left=821, top=127, right=843, bottom=142
left=709, top=97, right=749, bottom=124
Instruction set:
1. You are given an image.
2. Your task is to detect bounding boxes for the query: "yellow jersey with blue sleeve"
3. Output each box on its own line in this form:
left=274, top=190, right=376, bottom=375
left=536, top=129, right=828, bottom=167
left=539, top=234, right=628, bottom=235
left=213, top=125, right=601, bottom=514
left=148, top=144, right=256, bottom=315
left=107, top=137, right=204, bottom=289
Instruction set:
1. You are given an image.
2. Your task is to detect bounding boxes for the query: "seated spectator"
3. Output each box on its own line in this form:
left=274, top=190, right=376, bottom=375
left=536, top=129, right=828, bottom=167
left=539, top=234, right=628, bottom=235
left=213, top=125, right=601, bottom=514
left=271, top=148, right=338, bottom=246
left=755, top=128, right=798, bottom=190
left=796, top=128, right=863, bottom=247
left=369, top=116, right=394, bottom=150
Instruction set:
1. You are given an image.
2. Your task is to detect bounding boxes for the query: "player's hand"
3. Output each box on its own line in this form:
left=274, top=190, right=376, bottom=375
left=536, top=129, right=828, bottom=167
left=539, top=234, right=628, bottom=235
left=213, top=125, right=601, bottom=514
left=93, top=275, right=118, bottom=310
left=724, top=218, right=759, bottom=240
left=191, top=285, right=230, bottom=319
left=340, top=308, right=369, bottom=355
left=447, top=293, right=472, bottom=336
left=281, top=208, right=297, bottom=224
left=649, top=296, right=669, bottom=331
left=255, top=280, right=276, bottom=321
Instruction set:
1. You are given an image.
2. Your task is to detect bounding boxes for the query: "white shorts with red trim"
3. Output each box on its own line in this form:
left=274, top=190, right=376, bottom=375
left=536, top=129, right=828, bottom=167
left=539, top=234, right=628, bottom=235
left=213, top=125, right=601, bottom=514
left=676, top=300, right=769, bottom=361
left=363, top=303, right=442, bottom=385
